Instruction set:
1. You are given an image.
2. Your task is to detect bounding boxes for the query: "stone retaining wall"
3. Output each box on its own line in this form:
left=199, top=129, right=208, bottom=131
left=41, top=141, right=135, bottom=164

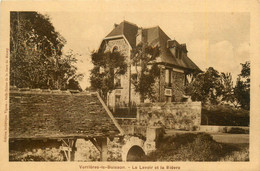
left=137, top=102, right=201, bottom=131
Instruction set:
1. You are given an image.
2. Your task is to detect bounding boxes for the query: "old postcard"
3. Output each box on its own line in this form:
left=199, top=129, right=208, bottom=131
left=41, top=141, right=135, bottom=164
left=1, top=0, right=260, bottom=170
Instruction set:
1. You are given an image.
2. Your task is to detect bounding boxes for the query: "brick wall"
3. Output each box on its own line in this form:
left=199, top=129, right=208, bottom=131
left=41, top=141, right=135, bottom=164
left=137, top=102, right=201, bottom=131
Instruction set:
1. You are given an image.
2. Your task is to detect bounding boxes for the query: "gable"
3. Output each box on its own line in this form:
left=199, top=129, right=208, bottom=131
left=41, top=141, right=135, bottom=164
left=104, top=38, right=130, bottom=57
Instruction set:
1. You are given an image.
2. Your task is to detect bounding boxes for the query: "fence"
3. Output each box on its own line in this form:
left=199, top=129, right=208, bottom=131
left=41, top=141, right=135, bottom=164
left=110, top=106, right=137, bottom=118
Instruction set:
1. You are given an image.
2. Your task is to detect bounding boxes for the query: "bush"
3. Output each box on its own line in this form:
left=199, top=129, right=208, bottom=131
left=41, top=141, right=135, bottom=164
left=201, top=104, right=249, bottom=126
left=220, top=147, right=249, bottom=161
left=149, top=133, right=222, bottom=161
left=148, top=133, right=249, bottom=161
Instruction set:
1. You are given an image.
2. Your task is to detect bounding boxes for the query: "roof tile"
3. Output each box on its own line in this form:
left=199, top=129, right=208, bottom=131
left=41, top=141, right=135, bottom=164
left=9, top=90, right=119, bottom=139
left=105, top=21, right=201, bottom=72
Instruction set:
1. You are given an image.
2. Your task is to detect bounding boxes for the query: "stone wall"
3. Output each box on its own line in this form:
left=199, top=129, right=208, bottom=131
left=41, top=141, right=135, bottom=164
left=105, top=38, right=129, bottom=57
left=9, top=138, right=123, bottom=162
left=74, top=139, right=100, bottom=161
left=152, top=66, right=186, bottom=103
left=137, top=102, right=201, bottom=131
left=171, top=71, right=185, bottom=102
left=73, top=138, right=124, bottom=162
left=9, top=140, right=64, bottom=161
left=107, top=137, right=124, bottom=161
left=105, top=38, right=134, bottom=108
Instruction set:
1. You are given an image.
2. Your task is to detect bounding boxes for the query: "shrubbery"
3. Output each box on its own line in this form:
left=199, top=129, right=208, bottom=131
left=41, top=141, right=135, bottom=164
left=220, top=146, right=249, bottom=161
left=201, top=104, right=249, bottom=126
left=148, top=133, right=249, bottom=161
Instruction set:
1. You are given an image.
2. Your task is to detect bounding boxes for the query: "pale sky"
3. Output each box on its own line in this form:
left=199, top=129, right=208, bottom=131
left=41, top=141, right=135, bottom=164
left=45, top=11, right=250, bottom=89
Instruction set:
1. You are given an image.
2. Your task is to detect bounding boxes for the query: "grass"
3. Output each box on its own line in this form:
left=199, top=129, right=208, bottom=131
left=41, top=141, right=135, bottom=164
left=147, top=133, right=249, bottom=161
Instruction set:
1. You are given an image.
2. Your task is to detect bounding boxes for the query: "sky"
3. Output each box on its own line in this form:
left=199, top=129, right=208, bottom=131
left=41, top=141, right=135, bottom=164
left=44, top=11, right=250, bottom=90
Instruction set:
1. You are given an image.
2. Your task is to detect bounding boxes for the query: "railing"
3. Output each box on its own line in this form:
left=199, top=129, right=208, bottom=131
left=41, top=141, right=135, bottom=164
left=110, top=106, right=137, bottom=118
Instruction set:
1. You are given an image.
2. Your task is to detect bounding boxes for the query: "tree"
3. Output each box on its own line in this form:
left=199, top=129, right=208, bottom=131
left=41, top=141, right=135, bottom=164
left=10, top=12, right=82, bottom=90
left=130, top=43, right=160, bottom=102
left=185, top=67, right=225, bottom=105
left=234, top=61, right=250, bottom=110
left=220, top=72, right=235, bottom=103
left=90, top=51, right=127, bottom=100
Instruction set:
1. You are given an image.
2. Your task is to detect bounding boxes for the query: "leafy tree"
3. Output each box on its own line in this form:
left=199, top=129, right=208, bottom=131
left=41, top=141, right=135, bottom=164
left=234, top=61, right=250, bottom=110
left=90, top=51, right=127, bottom=100
left=10, top=12, right=82, bottom=90
left=220, top=72, right=235, bottom=103
left=185, top=67, right=225, bottom=105
left=130, top=43, right=160, bottom=102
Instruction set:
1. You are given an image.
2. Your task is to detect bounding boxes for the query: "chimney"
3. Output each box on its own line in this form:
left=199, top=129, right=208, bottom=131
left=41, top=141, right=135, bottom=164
left=136, top=27, right=143, bottom=45
left=181, top=44, right=188, bottom=52
left=114, top=23, right=119, bottom=28
left=167, top=40, right=177, bottom=48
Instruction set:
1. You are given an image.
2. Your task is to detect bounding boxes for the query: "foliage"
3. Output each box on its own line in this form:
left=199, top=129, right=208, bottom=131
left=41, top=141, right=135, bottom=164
left=148, top=133, right=249, bottom=161
left=149, top=133, right=222, bottom=161
left=220, top=73, right=234, bottom=103
left=185, top=61, right=250, bottom=110
left=234, top=61, right=250, bottom=110
left=130, top=43, right=160, bottom=102
left=185, top=67, right=231, bottom=105
left=10, top=12, right=82, bottom=90
left=220, top=146, right=249, bottom=161
left=90, top=51, right=127, bottom=98
left=201, top=104, right=249, bottom=126
left=9, top=149, right=64, bottom=161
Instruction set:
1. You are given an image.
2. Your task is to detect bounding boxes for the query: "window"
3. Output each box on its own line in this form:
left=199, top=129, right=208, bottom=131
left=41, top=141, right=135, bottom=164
left=179, top=50, right=182, bottom=58
left=112, top=46, right=118, bottom=52
left=114, top=75, right=121, bottom=88
left=165, top=69, right=172, bottom=87
left=115, top=95, right=121, bottom=107
left=132, top=73, right=138, bottom=82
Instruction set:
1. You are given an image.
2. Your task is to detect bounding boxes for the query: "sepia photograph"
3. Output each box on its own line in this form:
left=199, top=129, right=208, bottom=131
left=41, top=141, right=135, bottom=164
left=1, top=0, right=260, bottom=170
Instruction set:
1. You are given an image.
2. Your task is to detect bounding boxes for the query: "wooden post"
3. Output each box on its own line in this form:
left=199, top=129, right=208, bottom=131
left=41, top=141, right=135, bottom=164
left=96, top=137, right=108, bottom=161
left=100, top=138, right=108, bottom=161
left=90, top=137, right=108, bottom=161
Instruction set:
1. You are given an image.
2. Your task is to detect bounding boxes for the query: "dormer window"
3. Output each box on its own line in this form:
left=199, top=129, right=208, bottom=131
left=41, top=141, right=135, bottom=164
left=176, top=49, right=179, bottom=59
left=175, top=48, right=182, bottom=59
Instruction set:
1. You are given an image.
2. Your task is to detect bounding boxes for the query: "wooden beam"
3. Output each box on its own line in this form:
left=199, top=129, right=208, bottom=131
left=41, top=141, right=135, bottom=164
left=60, top=138, right=77, bottom=161
left=89, top=138, right=101, bottom=152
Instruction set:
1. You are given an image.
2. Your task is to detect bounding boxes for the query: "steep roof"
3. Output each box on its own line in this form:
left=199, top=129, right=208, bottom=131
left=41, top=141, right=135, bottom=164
left=104, top=21, right=201, bottom=72
left=106, top=20, right=138, bottom=48
left=9, top=88, right=120, bottom=139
